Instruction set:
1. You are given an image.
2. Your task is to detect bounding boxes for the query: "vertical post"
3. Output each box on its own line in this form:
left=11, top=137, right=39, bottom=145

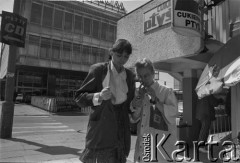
left=0, top=46, right=17, bottom=138
left=178, top=69, right=199, bottom=146
left=231, top=84, right=240, bottom=139
left=0, top=0, right=18, bottom=138
left=182, top=70, right=198, bottom=126
left=0, top=43, right=4, bottom=100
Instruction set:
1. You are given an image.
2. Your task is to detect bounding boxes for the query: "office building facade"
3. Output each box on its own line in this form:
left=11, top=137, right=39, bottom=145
left=6, top=0, right=125, bottom=101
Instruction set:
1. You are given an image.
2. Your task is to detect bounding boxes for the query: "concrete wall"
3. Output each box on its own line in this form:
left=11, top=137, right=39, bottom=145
left=117, top=0, right=203, bottom=68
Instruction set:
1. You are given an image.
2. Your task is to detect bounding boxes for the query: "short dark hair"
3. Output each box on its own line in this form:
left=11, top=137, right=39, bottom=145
left=110, top=39, right=132, bottom=55
left=135, top=58, right=155, bottom=74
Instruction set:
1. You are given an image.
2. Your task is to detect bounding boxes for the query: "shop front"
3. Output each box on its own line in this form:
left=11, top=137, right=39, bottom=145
left=15, top=65, right=86, bottom=103
left=116, top=0, right=230, bottom=159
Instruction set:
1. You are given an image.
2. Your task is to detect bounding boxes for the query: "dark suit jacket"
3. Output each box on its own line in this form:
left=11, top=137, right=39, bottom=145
left=195, top=95, right=221, bottom=121
left=74, top=62, right=135, bottom=156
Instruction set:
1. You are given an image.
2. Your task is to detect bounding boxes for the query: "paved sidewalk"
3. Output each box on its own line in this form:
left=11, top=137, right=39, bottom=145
left=0, top=102, right=135, bottom=163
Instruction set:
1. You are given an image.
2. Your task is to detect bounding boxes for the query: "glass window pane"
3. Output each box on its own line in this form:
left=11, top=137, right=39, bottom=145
left=54, top=9, right=63, bottom=29
left=74, top=15, right=82, bottom=33
left=31, top=3, right=42, bottom=24
left=73, top=44, right=81, bottom=63
left=52, top=40, right=61, bottom=59
left=23, top=75, right=33, bottom=87
left=92, top=47, right=99, bottom=63
left=108, top=25, right=116, bottom=41
left=84, top=18, right=91, bottom=35
left=18, top=75, right=24, bottom=86
left=101, top=22, right=108, bottom=40
left=82, top=45, right=90, bottom=64
left=64, top=12, right=73, bottom=31
left=99, top=48, right=107, bottom=62
left=28, top=35, right=40, bottom=57
left=42, top=6, right=53, bottom=27
left=40, top=38, right=51, bottom=58
left=33, top=76, right=42, bottom=87
left=92, top=20, right=99, bottom=38
left=62, top=42, right=71, bottom=61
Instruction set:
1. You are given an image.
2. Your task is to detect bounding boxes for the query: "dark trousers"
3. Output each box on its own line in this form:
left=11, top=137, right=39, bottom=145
left=82, top=150, right=121, bottom=163
left=81, top=103, right=127, bottom=163
left=198, top=117, right=211, bottom=142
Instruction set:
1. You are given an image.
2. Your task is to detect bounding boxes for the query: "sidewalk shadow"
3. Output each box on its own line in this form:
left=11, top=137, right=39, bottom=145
left=52, top=112, right=89, bottom=116
left=10, top=138, right=82, bottom=156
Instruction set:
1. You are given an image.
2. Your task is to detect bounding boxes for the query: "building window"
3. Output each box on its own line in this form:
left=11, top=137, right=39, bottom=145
left=64, top=12, right=73, bottom=32
left=62, top=42, right=71, bottom=61
left=101, top=22, right=108, bottom=40
left=73, top=44, right=81, bottom=63
left=56, top=75, right=83, bottom=97
left=74, top=15, right=82, bottom=33
left=33, top=76, right=42, bottom=87
left=92, top=20, right=100, bottom=38
left=54, top=9, right=63, bottom=29
left=92, top=47, right=99, bottom=64
left=30, top=3, right=42, bottom=24
left=83, top=17, right=91, bottom=35
left=52, top=40, right=61, bottom=59
left=28, top=35, right=40, bottom=57
left=82, top=45, right=91, bottom=64
left=17, top=71, right=48, bottom=99
left=42, top=6, right=53, bottom=27
left=40, top=38, right=51, bottom=58
left=23, top=75, right=34, bottom=87
left=108, top=25, right=116, bottom=41
left=99, top=48, right=107, bottom=62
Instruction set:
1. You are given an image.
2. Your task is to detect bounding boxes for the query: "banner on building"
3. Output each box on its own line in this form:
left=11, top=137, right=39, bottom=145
left=172, top=0, right=203, bottom=37
left=143, top=0, right=172, bottom=33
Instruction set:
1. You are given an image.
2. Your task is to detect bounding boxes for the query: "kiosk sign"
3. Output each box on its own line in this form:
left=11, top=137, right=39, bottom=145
left=173, top=0, right=203, bottom=37
left=143, top=0, right=172, bottom=33
left=1, top=11, right=27, bottom=47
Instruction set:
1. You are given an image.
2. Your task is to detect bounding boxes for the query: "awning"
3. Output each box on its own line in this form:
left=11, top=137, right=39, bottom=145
left=195, top=34, right=240, bottom=99
left=152, top=38, right=224, bottom=81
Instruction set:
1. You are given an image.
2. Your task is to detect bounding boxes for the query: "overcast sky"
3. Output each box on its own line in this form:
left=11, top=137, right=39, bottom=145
left=122, top=0, right=149, bottom=13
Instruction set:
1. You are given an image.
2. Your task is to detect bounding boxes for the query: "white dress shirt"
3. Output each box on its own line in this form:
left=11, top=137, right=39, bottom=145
left=92, top=61, right=128, bottom=105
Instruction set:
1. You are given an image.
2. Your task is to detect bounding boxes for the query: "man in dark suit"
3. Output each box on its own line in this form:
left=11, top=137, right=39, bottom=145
left=196, top=94, right=223, bottom=153
left=74, top=39, right=135, bottom=163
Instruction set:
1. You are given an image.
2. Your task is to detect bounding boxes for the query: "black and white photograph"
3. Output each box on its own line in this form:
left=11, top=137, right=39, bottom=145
left=0, top=0, right=240, bottom=162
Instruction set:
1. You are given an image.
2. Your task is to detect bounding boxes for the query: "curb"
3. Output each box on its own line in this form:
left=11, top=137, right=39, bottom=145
left=14, top=114, right=51, bottom=116
left=40, top=157, right=134, bottom=163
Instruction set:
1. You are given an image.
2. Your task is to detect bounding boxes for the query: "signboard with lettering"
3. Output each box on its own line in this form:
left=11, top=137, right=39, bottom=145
left=85, top=0, right=126, bottom=13
left=143, top=0, right=172, bottom=33
left=0, top=11, right=27, bottom=47
left=172, top=0, right=203, bottom=37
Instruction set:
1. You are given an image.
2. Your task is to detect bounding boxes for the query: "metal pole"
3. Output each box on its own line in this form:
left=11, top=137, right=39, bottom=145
left=0, top=46, right=17, bottom=138
left=0, top=43, right=3, bottom=100
left=0, top=0, right=18, bottom=138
